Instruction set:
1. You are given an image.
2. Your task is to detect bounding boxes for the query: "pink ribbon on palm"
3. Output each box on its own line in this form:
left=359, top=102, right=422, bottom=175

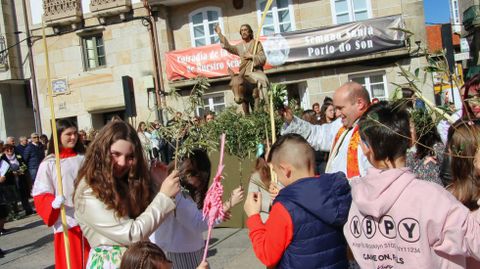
left=201, top=133, right=226, bottom=262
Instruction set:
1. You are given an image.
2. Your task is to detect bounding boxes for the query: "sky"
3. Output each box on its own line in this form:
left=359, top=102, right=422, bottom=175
left=424, top=0, right=452, bottom=24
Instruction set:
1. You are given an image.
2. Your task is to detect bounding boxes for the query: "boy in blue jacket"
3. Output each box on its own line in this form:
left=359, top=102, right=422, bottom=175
left=244, top=133, right=352, bottom=268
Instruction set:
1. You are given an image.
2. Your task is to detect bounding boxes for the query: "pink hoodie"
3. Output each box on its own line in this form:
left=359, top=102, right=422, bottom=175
left=344, top=167, right=480, bottom=269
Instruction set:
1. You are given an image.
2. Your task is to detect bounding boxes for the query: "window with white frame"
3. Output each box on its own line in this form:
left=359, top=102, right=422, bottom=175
left=196, top=94, right=225, bottom=116
left=331, top=0, right=371, bottom=25
left=257, top=0, right=295, bottom=35
left=189, top=7, right=223, bottom=47
left=350, top=73, right=389, bottom=100
left=82, top=34, right=106, bottom=70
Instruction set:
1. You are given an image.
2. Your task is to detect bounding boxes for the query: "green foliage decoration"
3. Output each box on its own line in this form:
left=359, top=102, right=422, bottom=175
left=156, top=78, right=286, bottom=166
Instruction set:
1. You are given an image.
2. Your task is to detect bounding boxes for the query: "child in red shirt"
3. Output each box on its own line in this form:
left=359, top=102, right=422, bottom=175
left=244, top=134, right=351, bottom=269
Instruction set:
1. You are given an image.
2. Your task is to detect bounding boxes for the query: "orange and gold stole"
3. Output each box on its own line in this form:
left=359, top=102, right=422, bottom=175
left=331, top=125, right=361, bottom=178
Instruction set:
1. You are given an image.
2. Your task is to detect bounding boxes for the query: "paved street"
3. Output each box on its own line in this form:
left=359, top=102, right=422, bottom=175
left=0, top=214, right=264, bottom=269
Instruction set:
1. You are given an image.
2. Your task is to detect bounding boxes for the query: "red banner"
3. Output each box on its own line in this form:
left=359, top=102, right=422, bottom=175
left=165, top=16, right=405, bottom=81
left=165, top=39, right=273, bottom=81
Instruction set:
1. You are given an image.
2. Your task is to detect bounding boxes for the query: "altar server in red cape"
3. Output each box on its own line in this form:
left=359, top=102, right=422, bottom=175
left=32, top=119, right=90, bottom=269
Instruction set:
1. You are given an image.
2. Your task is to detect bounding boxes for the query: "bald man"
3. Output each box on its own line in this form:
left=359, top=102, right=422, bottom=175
left=281, top=82, right=371, bottom=178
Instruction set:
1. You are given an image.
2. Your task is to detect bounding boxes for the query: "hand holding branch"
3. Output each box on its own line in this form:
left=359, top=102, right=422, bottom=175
left=244, top=192, right=262, bottom=217
left=160, top=170, right=180, bottom=198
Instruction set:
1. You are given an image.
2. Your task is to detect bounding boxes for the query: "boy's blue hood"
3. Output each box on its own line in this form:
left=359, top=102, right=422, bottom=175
left=275, top=172, right=352, bottom=226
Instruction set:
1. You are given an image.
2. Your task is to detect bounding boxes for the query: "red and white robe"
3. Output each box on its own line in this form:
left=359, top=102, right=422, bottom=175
left=32, top=148, right=90, bottom=269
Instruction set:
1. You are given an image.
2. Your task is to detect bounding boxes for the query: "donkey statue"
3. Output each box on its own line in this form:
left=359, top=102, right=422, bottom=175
left=228, top=68, right=268, bottom=115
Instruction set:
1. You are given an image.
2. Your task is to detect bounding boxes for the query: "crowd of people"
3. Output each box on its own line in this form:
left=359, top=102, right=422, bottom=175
left=0, top=108, right=236, bottom=268
left=0, top=72, right=479, bottom=269
left=0, top=127, right=96, bottom=232
left=243, top=74, right=480, bottom=269
left=135, top=112, right=217, bottom=164
left=0, top=132, right=47, bottom=242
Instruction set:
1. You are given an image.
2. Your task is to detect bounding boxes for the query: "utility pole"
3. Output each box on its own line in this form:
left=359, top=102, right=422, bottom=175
left=22, top=0, right=42, bottom=134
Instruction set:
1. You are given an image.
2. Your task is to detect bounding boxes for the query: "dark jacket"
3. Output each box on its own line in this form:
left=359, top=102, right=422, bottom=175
left=15, top=144, right=27, bottom=158
left=23, top=142, right=45, bottom=170
left=274, top=172, right=351, bottom=269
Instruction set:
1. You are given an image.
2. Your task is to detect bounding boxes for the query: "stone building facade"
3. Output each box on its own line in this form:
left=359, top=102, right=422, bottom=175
left=28, top=0, right=430, bottom=134
left=0, top=0, right=37, bottom=141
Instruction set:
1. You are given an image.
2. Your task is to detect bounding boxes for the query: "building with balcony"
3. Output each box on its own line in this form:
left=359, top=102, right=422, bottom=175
left=0, top=0, right=37, bottom=141
left=28, top=0, right=430, bottom=134
left=161, top=0, right=429, bottom=116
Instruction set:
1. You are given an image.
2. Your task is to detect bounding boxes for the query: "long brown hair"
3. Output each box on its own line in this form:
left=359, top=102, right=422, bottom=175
left=75, top=120, right=154, bottom=218
left=447, top=119, right=480, bottom=210
left=319, top=102, right=335, bottom=124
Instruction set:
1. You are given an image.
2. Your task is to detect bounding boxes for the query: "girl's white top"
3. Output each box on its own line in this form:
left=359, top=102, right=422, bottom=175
left=150, top=192, right=210, bottom=253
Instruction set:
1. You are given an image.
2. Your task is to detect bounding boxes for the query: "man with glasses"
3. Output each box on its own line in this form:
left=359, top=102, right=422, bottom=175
left=23, top=133, right=45, bottom=182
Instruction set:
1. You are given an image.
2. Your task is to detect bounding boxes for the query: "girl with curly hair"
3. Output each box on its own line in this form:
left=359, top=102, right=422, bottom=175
left=74, top=120, right=180, bottom=268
